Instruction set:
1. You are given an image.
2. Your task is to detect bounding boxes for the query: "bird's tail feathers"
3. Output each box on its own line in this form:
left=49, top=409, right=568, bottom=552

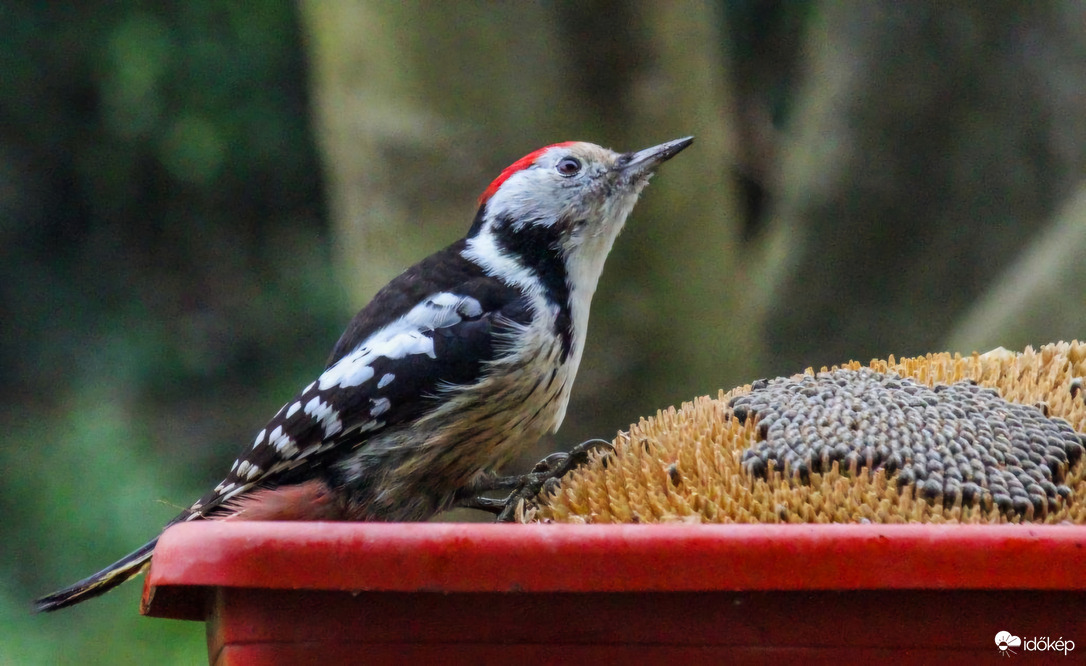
left=33, top=538, right=158, bottom=613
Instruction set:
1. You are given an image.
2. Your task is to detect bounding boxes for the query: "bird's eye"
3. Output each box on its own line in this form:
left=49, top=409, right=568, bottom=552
left=556, top=157, right=582, bottom=177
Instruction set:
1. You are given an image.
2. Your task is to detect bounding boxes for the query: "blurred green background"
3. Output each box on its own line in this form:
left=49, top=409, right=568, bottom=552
left=4, top=1, right=1084, bottom=663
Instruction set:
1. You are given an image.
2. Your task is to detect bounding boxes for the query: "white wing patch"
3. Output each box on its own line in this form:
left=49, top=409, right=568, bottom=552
left=370, top=397, right=391, bottom=417
left=271, top=425, right=300, bottom=456
left=193, top=291, right=485, bottom=519
left=303, top=397, right=343, bottom=438
left=235, top=461, right=263, bottom=480
left=426, top=292, right=461, bottom=308
left=317, top=292, right=483, bottom=391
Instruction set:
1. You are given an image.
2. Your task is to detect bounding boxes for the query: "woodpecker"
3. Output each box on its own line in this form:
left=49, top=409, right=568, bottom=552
left=35, top=136, right=693, bottom=612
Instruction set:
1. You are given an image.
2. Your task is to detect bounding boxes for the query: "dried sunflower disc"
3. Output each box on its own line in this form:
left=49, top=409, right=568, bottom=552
left=527, top=341, right=1086, bottom=525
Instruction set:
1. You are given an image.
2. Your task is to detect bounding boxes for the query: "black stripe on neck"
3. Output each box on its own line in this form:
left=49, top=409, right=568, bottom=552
left=467, top=204, right=487, bottom=237
left=491, top=214, right=574, bottom=361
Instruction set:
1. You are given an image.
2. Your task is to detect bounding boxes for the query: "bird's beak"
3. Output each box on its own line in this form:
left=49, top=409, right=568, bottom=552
left=618, top=136, right=694, bottom=180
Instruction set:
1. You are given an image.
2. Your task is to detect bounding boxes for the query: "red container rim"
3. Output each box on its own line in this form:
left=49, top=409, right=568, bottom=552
left=142, top=521, right=1086, bottom=619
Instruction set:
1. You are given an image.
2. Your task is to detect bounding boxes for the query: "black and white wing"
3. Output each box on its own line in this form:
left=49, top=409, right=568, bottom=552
left=184, top=239, right=531, bottom=518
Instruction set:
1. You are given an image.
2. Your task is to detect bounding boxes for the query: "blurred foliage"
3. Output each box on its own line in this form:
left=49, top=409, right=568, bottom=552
left=4, top=1, right=1085, bottom=663
left=1, top=1, right=330, bottom=662
left=760, top=1, right=1086, bottom=374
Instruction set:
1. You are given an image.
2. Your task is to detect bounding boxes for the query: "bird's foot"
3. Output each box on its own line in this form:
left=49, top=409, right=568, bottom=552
left=456, top=438, right=613, bottom=522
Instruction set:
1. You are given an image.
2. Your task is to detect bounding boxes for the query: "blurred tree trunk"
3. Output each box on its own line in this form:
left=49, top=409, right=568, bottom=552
left=556, top=1, right=758, bottom=441
left=946, top=185, right=1086, bottom=352
left=298, top=1, right=756, bottom=461
left=298, top=1, right=577, bottom=303
left=761, top=0, right=1086, bottom=373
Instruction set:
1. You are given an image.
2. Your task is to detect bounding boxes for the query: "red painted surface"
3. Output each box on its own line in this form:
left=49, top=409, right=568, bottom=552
left=141, top=522, right=1086, bottom=664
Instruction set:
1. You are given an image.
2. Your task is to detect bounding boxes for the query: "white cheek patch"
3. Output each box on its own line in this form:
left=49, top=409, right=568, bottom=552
left=463, top=232, right=540, bottom=296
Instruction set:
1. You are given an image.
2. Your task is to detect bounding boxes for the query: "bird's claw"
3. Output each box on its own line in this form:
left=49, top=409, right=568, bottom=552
left=453, top=439, right=613, bottom=520
left=496, top=438, right=613, bottom=522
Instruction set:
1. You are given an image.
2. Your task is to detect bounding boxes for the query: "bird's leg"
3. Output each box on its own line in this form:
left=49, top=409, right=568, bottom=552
left=454, top=439, right=613, bottom=521
left=452, top=490, right=508, bottom=513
